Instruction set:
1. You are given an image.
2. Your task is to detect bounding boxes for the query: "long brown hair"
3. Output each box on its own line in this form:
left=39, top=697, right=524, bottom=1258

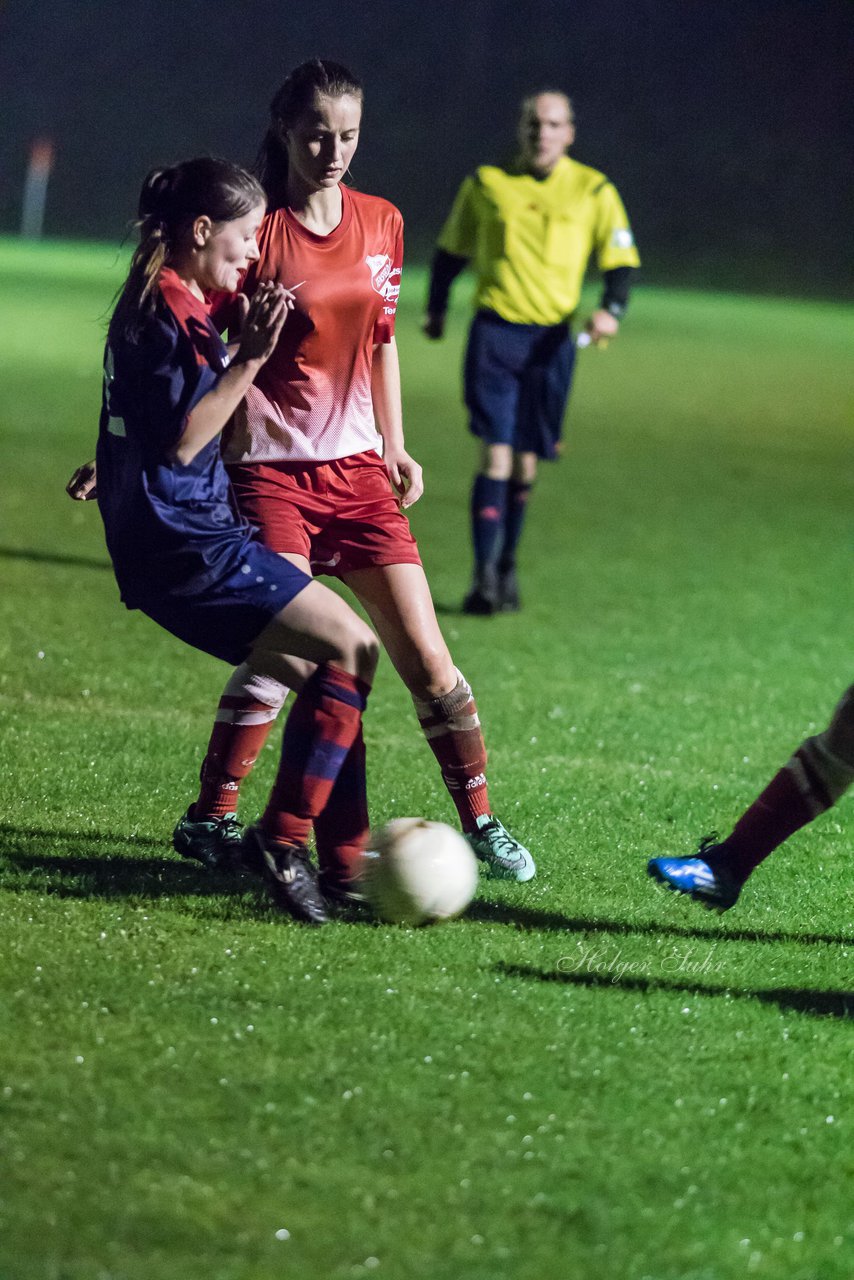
left=111, top=157, right=265, bottom=342
left=255, top=59, right=364, bottom=209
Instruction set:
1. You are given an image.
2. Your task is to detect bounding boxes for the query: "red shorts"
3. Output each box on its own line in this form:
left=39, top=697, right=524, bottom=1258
left=227, top=450, right=422, bottom=578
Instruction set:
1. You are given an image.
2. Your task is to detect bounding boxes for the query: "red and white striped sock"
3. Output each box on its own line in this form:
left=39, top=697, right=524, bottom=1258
left=195, top=663, right=288, bottom=820
left=413, top=669, right=491, bottom=832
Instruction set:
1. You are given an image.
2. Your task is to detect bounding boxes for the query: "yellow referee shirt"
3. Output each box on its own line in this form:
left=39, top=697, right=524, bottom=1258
left=437, top=156, right=640, bottom=326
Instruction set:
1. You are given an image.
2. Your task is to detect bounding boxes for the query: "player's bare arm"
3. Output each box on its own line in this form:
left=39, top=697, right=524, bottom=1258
left=371, top=337, right=424, bottom=508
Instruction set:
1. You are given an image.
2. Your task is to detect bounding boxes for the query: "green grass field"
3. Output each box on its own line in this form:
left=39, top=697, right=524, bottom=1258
left=1, top=238, right=852, bottom=1280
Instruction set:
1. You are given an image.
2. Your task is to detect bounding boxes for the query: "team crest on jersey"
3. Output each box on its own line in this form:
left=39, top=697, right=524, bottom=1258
left=365, top=253, right=401, bottom=302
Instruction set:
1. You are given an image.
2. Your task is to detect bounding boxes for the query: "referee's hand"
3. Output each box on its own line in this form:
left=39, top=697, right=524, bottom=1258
left=583, top=309, right=620, bottom=346
left=66, top=459, right=97, bottom=501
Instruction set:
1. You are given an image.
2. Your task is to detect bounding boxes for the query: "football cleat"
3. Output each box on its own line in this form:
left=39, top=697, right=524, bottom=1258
left=318, top=868, right=370, bottom=909
left=497, top=565, right=521, bottom=613
left=241, top=826, right=330, bottom=925
left=466, top=815, right=536, bottom=882
left=172, top=808, right=243, bottom=871
left=647, top=839, right=741, bottom=911
left=463, top=565, right=499, bottom=616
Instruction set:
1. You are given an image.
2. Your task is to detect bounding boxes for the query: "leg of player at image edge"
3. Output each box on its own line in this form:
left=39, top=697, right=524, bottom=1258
left=647, top=684, right=854, bottom=911
left=413, top=669, right=536, bottom=882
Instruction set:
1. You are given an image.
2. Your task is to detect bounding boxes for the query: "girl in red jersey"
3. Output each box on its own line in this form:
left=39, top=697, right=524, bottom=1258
left=190, top=60, right=535, bottom=892
left=92, top=156, right=379, bottom=924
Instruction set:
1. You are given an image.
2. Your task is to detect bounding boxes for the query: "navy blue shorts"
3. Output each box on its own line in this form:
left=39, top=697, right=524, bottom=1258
left=135, top=539, right=312, bottom=666
left=464, top=310, right=576, bottom=460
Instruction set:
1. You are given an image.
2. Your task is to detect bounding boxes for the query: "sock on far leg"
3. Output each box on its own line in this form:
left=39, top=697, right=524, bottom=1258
left=262, top=665, right=370, bottom=848
left=313, top=725, right=370, bottom=884
left=414, top=669, right=491, bottom=832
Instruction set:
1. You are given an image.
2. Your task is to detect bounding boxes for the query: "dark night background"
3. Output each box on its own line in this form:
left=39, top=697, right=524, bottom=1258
left=1, top=0, right=852, bottom=295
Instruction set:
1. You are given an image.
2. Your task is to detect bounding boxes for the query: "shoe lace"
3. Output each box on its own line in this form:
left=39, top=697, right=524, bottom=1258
left=481, top=820, right=522, bottom=861
left=696, top=832, right=720, bottom=856
left=273, top=844, right=320, bottom=891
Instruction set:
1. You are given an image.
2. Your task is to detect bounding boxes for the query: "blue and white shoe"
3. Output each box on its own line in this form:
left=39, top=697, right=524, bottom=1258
left=466, top=815, right=536, bottom=882
left=647, top=840, right=741, bottom=911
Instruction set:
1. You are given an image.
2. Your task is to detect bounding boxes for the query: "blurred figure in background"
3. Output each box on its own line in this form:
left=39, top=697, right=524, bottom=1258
left=425, top=91, right=640, bottom=614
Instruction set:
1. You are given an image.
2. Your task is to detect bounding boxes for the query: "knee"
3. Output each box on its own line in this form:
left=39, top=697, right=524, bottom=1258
left=398, top=643, right=456, bottom=701
left=480, top=443, right=512, bottom=481
left=512, top=453, right=538, bottom=484
left=339, top=618, right=380, bottom=684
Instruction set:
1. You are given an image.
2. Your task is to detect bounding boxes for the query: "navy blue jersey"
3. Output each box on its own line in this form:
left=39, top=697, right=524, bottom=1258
left=96, top=268, right=258, bottom=607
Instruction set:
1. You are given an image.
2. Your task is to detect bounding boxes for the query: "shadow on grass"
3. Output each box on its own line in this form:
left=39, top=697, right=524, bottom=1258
left=468, top=898, right=854, bottom=948
left=0, top=825, right=371, bottom=926
left=0, top=824, right=247, bottom=902
left=497, top=962, right=854, bottom=1021
left=0, top=545, right=111, bottom=572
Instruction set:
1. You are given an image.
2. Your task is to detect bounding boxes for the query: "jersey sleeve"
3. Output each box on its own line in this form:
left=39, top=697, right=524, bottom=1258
left=207, top=288, right=241, bottom=336
left=592, top=182, right=641, bottom=271
left=437, top=176, right=478, bottom=259
left=372, top=213, right=403, bottom=344
left=131, top=316, right=219, bottom=452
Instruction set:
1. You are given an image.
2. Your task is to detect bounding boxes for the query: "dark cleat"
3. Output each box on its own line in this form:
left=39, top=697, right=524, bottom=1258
left=497, top=565, right=521, bottom=612
left=463, top=565, right=499, bottom=615
left=242, top=825, right=330, bottom=924
left=172, top=808, right=243, bottom=871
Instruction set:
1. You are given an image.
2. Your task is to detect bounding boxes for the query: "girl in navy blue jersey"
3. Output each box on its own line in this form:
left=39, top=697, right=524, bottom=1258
left=95, top=156, right=379, bottom=923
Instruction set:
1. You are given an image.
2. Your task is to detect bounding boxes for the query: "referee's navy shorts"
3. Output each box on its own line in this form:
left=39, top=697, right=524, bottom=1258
left=464, top=309, right=576, bottom=460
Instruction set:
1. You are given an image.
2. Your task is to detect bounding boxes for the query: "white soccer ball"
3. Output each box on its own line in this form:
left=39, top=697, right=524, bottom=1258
left=364, top=818, right=479, bottom=926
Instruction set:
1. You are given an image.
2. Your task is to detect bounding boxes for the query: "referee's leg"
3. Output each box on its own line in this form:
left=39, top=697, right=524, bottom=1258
left=462, top=312, right=522, bottom=615
left=499, top=323, right=575, bottom=608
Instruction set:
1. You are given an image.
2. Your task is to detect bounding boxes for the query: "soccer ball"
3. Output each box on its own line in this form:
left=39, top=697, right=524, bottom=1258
left=363, top=818, right=479, bottom=926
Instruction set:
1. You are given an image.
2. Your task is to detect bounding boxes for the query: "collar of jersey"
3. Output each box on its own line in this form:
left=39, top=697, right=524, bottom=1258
left=280, top=185, right=354, bottom=246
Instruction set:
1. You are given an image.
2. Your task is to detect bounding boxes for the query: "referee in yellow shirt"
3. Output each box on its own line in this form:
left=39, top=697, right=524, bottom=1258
left=425, top=90, right=640, bottom=614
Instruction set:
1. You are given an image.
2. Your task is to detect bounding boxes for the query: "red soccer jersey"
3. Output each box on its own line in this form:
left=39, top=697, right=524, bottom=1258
left=222, top=186, right=403, bottom=464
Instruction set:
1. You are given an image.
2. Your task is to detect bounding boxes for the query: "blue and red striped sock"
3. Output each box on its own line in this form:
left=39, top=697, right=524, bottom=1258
left=313, top=725, right=370, bottom=883
left=262, top=665, right=370, bottom=848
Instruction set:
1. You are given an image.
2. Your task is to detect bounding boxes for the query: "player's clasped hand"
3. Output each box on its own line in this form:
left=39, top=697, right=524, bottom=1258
left=234, top=282, right=292, bottom=365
